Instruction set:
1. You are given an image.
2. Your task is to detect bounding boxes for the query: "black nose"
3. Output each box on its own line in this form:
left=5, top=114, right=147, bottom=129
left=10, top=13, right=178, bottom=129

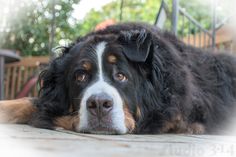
left=86, top=93, right=113, bottom=117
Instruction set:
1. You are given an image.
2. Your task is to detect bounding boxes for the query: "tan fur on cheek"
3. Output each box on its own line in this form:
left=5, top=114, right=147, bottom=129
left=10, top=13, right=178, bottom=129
left=0, top=97, right=36, bottom=123
left=123, top=106, right=135, bottom=133
left=54, top=115, right=80, bottom=131
left=136, top=106, right=141, bottom=119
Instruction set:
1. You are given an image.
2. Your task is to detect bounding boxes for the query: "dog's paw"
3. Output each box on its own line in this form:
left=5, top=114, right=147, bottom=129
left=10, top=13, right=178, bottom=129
left=187, top=122, right=205, bottom=134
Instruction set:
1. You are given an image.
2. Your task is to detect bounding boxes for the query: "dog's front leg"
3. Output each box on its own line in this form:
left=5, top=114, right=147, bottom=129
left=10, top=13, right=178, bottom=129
left=0, top=97, right=80, bottom=132
left=0, top=97, right=36, bottom=123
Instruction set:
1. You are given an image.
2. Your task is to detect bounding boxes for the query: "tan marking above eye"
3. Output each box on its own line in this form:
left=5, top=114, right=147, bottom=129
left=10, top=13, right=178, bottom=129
left=123, top=105, right=135, bottom=133
left=107, top=55, right=117, bottom=64
left=82, top=62, right=92, bottom=71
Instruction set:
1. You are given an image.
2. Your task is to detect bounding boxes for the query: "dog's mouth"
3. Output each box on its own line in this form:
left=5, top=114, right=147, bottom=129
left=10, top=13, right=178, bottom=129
left=78, top=115, right=128, bottom=135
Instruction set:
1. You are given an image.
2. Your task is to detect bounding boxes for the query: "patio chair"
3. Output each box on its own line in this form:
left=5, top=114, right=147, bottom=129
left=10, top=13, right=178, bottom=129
left=4, top=57, right=48, bottom=100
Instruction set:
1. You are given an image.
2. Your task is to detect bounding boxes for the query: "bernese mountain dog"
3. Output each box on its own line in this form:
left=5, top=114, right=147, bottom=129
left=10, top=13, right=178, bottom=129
left=0, top=22, right=236, bottom=134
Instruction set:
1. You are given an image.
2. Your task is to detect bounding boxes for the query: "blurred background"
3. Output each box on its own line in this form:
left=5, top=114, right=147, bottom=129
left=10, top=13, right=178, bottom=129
left=0, top=0, right=235, bottom=100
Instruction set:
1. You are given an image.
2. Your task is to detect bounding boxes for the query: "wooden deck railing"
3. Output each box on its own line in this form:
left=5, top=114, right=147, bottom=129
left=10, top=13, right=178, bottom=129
left=182, top=25, right=236, bottom=52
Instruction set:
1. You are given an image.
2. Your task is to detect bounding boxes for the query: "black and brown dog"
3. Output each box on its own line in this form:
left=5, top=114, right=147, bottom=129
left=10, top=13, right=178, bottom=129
left=1, top=22, right=236, bottom=134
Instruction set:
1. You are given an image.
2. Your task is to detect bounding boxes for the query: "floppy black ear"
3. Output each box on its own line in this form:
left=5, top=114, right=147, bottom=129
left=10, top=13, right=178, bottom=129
left=118, top=29, right=153, bottom=62
left=30, top=48, right=72, bottom=129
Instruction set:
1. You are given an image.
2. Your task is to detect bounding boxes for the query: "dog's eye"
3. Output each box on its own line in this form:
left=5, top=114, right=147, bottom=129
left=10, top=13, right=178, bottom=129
left=115, top=72, right=128, bottom=82
left=76, top=72, right=88, bottom=82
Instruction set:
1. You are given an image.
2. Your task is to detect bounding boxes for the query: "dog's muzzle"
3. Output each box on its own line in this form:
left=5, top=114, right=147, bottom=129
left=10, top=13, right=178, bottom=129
left=77, top=81, right=127, bottom=134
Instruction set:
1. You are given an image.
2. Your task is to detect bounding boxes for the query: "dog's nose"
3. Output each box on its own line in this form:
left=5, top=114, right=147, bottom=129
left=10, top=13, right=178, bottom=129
left=86, top=93, right=113, bottom=117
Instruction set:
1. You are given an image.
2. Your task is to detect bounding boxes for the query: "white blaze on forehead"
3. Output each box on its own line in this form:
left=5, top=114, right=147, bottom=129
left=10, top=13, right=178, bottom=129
left=96, top=42, right=106, bottom=80
left=77, top=41, right=127, bottom=134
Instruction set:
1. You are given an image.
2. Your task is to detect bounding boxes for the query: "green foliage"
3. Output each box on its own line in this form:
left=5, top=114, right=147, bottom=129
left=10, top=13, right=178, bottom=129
left=78, top=0, right=161, bottom=35
left=0, top=0, right=79, bottom=56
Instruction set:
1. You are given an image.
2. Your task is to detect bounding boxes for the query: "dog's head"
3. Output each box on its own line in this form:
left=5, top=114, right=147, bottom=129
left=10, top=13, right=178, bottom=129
left=36, top=25, right=153, bottom=134
left=35, top=23, right=188, bottom=134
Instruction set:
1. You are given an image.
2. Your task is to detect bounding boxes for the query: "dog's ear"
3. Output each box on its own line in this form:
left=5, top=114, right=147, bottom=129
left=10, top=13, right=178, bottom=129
left=118, top=29, right=153, bottom=62
left=31, top=47, right=72, bottom=129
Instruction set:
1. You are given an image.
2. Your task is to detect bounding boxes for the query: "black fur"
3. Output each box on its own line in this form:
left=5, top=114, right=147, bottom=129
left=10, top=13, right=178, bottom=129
left=31, top=22, right=236, bottom=134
